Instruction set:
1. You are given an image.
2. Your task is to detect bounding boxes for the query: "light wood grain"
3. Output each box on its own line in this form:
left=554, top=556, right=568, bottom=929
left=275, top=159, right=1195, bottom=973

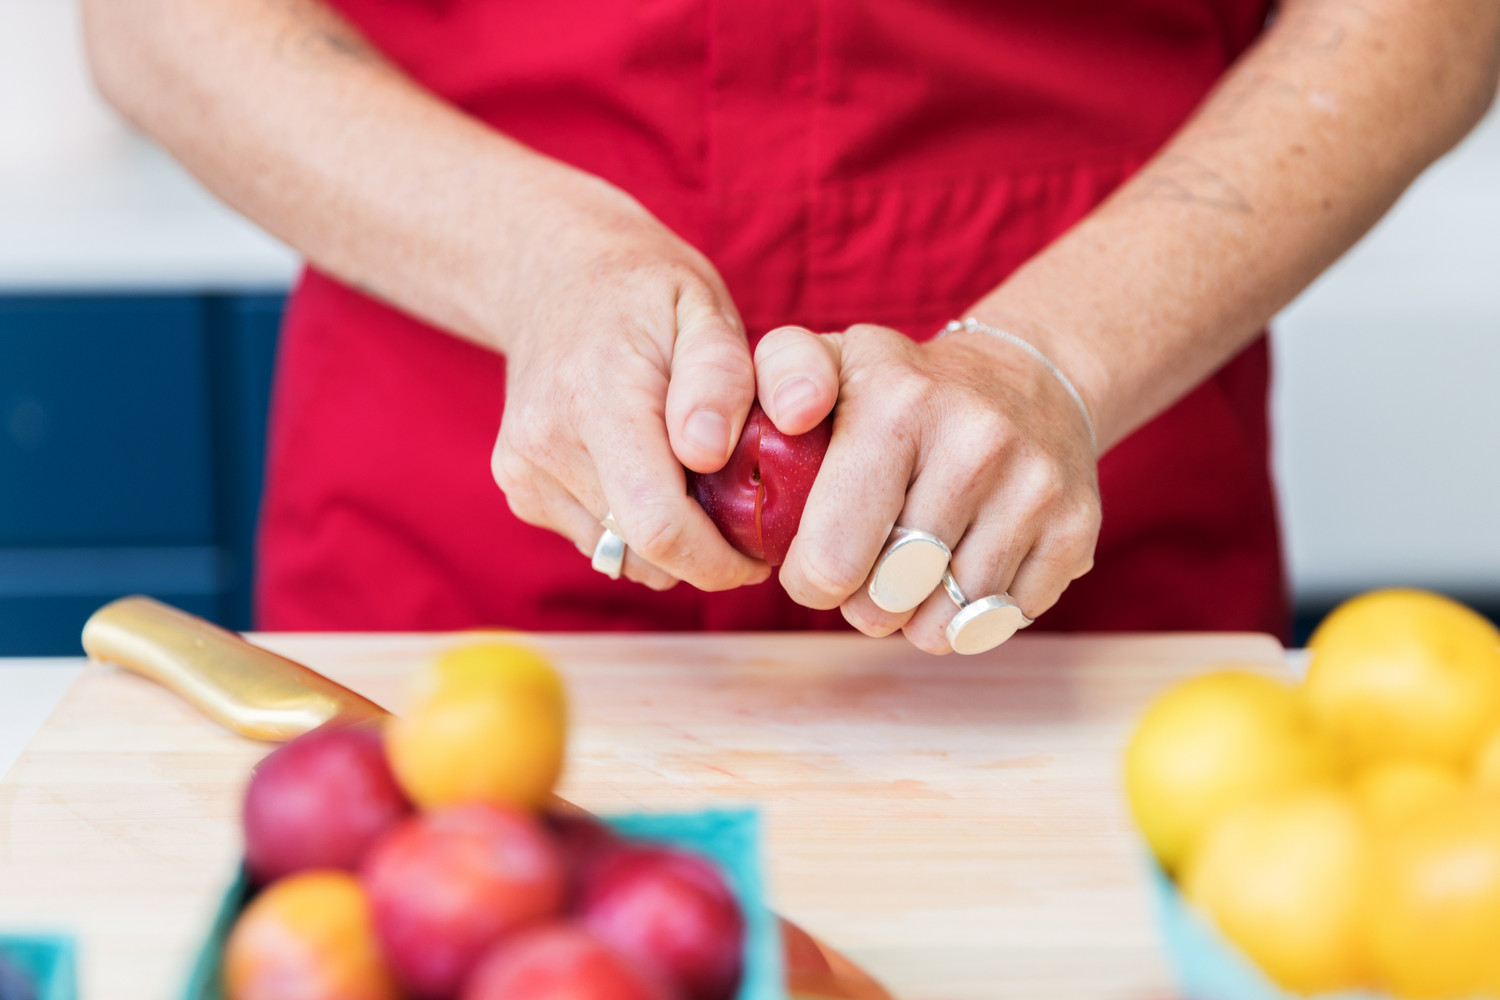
left=0, top=631, right=1289, bottom=1000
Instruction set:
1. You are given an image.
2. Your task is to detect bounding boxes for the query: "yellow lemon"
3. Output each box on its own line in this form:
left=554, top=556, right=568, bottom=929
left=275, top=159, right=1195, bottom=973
left=1472, top=729, right=1500, bottom=792
left=1184, top=788, right=1369, bottom=995
left=1304, top=589, right=1500, bottom=771
left=385, top=642, right=567, bottom=810
left=1352, top=761, right=1466, bottom=830
left=1125, top=669, right=1335, bottom=874
left=1364, top=795, right=1500, bottom=999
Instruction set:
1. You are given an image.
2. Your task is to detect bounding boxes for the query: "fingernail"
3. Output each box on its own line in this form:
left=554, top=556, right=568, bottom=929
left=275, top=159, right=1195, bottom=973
left=684, top=409, right=730, bottom=458
left=773, top=376, right=818, bottom=418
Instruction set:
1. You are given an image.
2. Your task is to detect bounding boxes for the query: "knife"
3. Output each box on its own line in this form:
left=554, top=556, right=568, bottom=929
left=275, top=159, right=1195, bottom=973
left=81, top=596, right=891, bottom=1000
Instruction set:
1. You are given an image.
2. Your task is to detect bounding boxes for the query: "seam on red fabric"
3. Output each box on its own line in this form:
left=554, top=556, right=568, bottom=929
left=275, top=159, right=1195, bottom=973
left=804, top=0, right=829, bottom=326
left=704, top=0, right=721, bottom=265
left=613, top=140, right=1162, bottom=202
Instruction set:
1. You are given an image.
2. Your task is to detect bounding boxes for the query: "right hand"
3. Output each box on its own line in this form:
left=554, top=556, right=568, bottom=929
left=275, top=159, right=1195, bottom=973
left=488, top=169, right=770, bottom=593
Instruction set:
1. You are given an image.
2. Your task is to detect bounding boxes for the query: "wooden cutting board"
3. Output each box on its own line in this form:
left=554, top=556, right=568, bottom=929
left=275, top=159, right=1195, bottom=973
left=0, top=631, right=1289, bottom=1000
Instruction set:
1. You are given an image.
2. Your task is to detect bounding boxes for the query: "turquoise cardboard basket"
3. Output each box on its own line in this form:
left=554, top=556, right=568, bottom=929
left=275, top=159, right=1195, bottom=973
left=1148, top=865, right=1383, bottom=1000
left=0, top=934, right=77, bottom=1000
left=184, top=807, right=782, bottom=1000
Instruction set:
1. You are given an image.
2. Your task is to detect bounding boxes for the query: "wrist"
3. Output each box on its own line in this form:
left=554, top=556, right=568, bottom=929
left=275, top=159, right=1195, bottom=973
left=960, top=299, right=1118, bottom=451
left=459, top=156, right=646, bottom=357
left=942, top=317, right=1099, bottom=456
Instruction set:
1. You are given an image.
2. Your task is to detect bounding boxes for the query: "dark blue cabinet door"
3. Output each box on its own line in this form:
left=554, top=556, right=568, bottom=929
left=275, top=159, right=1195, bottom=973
left=0, top=297, right=215, bottom=545
left=0, top=293, right=285, bottom=654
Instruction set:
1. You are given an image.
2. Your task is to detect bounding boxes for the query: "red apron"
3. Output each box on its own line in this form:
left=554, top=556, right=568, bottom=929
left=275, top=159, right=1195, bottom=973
left=257, top=0, right=1288, bottom=638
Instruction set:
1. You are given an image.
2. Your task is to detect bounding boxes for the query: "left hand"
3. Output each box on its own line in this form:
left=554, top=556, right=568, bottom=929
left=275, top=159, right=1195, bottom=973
left=752, top=322, right=1102, bottom=653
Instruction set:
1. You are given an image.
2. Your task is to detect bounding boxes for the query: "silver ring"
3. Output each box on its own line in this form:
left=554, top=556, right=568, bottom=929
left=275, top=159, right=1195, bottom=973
left=941, top=568, right=969, bottom=608
left=940, top=570, right=1033, bottom=655
left=867, top=528, right=952, bottom=613
left=591, top=512, right=626, bottom=580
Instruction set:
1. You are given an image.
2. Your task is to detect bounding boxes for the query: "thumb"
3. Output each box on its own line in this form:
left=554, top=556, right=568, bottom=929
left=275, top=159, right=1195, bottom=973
left=666, top=283, right=755, bottom=473
left=754, top=326, right=842, bottom=435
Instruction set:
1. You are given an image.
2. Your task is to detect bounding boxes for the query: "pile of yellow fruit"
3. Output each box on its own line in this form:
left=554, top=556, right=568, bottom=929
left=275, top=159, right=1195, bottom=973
left=1126, top=589, right=1500, bottom=999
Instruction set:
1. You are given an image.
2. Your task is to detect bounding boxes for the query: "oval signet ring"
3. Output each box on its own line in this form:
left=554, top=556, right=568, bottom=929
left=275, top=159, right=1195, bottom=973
left=867, top=528, right=952, bottom=614
left=940, top=570, right=1033, bottom=655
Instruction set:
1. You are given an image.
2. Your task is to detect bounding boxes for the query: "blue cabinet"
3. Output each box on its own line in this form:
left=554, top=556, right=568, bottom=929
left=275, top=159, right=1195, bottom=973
left=0, top=293, right=283, bottom=655
left=0, top=297, right=214, bottom=546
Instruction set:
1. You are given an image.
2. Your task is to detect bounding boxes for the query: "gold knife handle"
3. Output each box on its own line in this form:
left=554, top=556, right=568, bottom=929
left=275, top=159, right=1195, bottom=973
left=80, top=595, right=388, bottom=741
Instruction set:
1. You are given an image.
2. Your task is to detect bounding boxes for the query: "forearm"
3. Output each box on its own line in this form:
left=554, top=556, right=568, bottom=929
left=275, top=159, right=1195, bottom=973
left=973, top=0, right=1500, bottom=452
left=81, top=0, right=618, bottom=353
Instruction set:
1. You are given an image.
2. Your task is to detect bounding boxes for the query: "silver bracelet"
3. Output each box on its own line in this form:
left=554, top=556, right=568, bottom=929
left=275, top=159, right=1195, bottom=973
left=940, top=317, right=1098, bottom=455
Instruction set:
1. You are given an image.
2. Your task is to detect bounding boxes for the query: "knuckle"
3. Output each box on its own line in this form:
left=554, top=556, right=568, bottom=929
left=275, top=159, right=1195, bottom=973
left=496, top=474, right=547, bottom=529
left=1019, top=589, right=1062, bottom=621
left=841, top=601, right=903, bottom=639
left=490, top=439, right=512, bottom=491
left=490, top=437, right=528, bottom=494
left=941, top=421, right=1011, bottom=491
left=888, top=369, right=932, bottom=413
left=903, top=621, right=952, bottom=656
left=625, top=560, right=678, bottom=592
left=625, top=505, right=689, bottom=568
left=974, top=410, right=1014, bottom=454
left=842, top=326, right=909, bottom=378
left=503, top=409, right=558, bottom=471
left=845, top=322, right=896, bottom=344
left=1018, top=459, right=1065, bottom=512
left=796, top=545, right=869, bottom=604
left=1032, top=513, right=1097, bottom=582
left=865, top=376, right=928, bottom=444
left=502, top=489, right=545, bottom=529
left=1056, top=495, right=1102, bottom=553
left=1059, top=524, right=1099, bottom=576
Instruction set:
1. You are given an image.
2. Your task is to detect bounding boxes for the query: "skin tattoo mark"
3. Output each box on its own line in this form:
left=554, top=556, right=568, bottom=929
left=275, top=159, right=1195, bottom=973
left=1131, top=154, right=1254, bottom=214
left=265, top=0, right=380, bottom=68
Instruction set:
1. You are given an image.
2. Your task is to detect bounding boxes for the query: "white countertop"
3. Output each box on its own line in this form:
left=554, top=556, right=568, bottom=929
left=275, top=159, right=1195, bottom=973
left=0, top=648, right=1310, bottom=787
left=0, top=659, right=84, bottom=780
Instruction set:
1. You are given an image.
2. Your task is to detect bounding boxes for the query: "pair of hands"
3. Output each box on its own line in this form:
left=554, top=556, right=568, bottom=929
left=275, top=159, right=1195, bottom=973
left=490, top=175, right=1101, bottom=653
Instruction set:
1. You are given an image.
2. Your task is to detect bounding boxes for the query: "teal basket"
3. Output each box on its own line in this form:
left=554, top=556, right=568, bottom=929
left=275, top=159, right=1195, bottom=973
left=185, top=807, right=783, bottom=1000
left=0, top=934, right=77, bottom=1000
left=1149, top=865, right=1383, bottom=1000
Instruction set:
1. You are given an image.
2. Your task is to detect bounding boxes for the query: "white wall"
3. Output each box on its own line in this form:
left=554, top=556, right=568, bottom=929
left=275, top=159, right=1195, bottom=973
left=1272, top=103, right=1500, bottom=603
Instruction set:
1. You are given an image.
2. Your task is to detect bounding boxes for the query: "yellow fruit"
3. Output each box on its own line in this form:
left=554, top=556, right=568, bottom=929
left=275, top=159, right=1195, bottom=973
left=385, top=642, right=567, bottom=809
left=1184, top=788, right=1368, bottom=995
left=1304, top=589, right=1500, bottom=771
left=1364, top=796, right=1500, bottom=999
left=426, top=641, right=565, bottom=709
left=224, top=870, right=400, bottom=1000
left=1473, top=729, right=1500, bottom=792
left=1352, top=761, right=1466, bottom=830
left=1125, top=669, right=1335, bottom=873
